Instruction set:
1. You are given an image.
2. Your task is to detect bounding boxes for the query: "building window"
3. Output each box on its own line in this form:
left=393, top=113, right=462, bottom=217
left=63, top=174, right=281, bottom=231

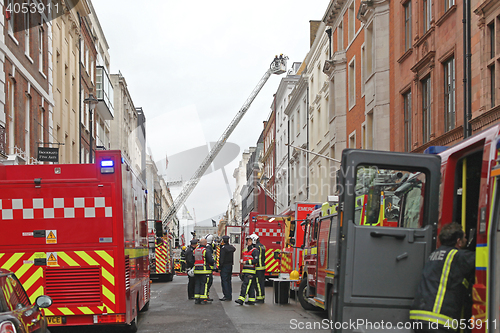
left=296, top=108, right=300, bottom=134
left=349, top=132, right=356, bottom=148
left=366, top=23, right=373, bottom=75
left=348, top=2, right=355, bottom=43
left=338, top=20, right=344, bottom=51
left=445, top=0, right=454, bottom=12
left=361, top=45, right=365, bottom=95
left=8, top=80, right=15, bottom=155
left=423, top=0, right=431, bottom=33
left=349, top=57, right=356, bottom=108
left=489, top=22, right=495, bottom=59
left=25, top=96, right=30, bottom=160
left=85, top=45, right=89, bottom=72
left=366, top=110, right=374, bottom=149
left=422, top=77, right=431, bottom=143
left=403, top=91, right=412, bottom=152
left=404, top=1, right=412, bottom=51
left=444, top=57, right=455, bottom=131
left=491, top=65, right=496, bottom=108
left=38, top=28, right=43, bottom=73
left=24, top=11, right=30, bottom=56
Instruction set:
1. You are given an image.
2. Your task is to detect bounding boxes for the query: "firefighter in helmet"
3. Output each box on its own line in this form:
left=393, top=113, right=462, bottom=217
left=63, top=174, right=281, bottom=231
left=205, top=234, right=216, bottom=300
left=254, top=233, right=266, bottom=303
left=193, top=238, right=215, bottom=304
left=180, top=245, right=187, bottom=272
left=235, top=234, right=260, bottom=305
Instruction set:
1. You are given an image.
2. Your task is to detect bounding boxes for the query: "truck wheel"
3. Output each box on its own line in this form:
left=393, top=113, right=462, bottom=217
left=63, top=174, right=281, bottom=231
left=298, top=278, right=317, bottom=311
left=140, top=300, right=150, bottom=312
left=327, top=289, right=335, bottom=322
left=126, top=317, right=138, bottom=333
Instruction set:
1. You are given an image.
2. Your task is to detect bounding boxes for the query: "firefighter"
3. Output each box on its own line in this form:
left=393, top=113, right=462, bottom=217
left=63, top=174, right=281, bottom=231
left=410, top=223, right=475, bottom=333
left=235, top=234, right=259, bottom=305
left=193, top=238, right=214, bottom=304
left=180, top=245, right=187, bottom=273
left=185, top=239, right=198, bottom=300
left=254, top=233, right=266, bottom=303
left=219, top=235, right=235, bottom=301
left=205, top=234, right=216, bottom=299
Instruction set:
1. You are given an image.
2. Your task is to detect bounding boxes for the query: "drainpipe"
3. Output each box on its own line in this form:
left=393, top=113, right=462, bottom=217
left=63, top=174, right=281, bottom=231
left=463, top=0, right=472, bottom=138
left=306, top=84, right=310, bottom=201
left=78, top=13, right=82, bottom=163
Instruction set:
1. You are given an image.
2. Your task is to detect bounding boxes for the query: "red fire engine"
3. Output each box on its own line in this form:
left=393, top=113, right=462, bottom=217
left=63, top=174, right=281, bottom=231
left=297, top=125, right=500, bottom=332
left=279, top=202, right=320, bottom=278
left=147, top=221, right=174, bottom=282
left=0, top=150, right=150, bottom=332
left=241, top=212, right=286, bottom=278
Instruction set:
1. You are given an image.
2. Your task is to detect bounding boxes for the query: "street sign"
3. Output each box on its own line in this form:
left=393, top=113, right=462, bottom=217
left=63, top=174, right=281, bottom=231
left=38, top=147, right=59, bottom=162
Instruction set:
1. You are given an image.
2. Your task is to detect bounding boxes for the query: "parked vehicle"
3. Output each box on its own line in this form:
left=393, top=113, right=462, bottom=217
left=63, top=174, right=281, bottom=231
left=0, top=268, right=52, bottom=333
left=0, top=150, right=150, bottom=332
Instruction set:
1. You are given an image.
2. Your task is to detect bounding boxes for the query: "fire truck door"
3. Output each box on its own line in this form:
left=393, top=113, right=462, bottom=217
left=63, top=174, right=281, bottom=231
left=335, top=149, right=441, bottom=330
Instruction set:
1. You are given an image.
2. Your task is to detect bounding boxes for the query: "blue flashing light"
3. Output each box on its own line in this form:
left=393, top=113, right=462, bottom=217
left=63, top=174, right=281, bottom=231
left=101, top=160, right=114, bottom=167
left=424, top=146, right=449, bottom=154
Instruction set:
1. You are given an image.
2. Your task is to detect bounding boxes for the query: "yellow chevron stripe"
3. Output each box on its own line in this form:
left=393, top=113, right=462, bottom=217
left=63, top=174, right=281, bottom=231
left=44, top=309, right=54, bottom=316
left=58, top=252, right=79, bottom=266
left=29, top=285, right=44, bottom=304
left=95, top=251, right=114, bottom=267
left=102, top=285, right=116, bottom=304
left=101, top=267, right=115, bottom=286
left=104, top=303, right=115, bottom=314
left=23, top=267, right=43, bottom=291
left=59, top=308, right=75, bottom=315
left=15, top=259, right=32, bottom=279
left=77, top=307, right=94, bottom=315
left=0, top=254, right=3, bottom=260
left=75, top=251, right=99, bottom=266
left=268, top=261, right=279, bottom=272
left=3, top=253, right=23, bottom=270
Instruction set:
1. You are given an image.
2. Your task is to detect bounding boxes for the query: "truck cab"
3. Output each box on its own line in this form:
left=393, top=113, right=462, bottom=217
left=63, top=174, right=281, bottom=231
left=298, top=149, right=441, bottom=331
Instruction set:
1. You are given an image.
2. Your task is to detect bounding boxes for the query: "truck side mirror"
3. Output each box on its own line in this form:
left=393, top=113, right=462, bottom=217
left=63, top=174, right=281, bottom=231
left=155, top=221, right=163, bottom=237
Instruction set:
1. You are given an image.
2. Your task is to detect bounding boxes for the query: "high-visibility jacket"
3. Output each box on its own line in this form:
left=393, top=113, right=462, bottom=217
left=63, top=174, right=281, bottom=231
left=410, top=245, right=475, bottom=327
left=242, top=245, right=259, bottom=274
left=194, top=245, right=214, bottom=274
left=256, top=242, right=266, bottom=271
left=206, top=244, right=216, bottom=270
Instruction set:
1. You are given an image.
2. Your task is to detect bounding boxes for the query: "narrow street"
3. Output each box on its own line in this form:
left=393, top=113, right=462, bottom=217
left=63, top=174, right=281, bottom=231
left=50, top=275, right=327, bottom=333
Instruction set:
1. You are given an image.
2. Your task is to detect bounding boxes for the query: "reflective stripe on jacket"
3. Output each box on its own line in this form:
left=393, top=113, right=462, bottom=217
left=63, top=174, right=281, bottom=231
left=256, top=242, right=266, bottom=270
left=410, top=245, right=475, bottom=327
left=194, top=245, right=213, bottom=274
left=242, top=246, right=259, bottom=274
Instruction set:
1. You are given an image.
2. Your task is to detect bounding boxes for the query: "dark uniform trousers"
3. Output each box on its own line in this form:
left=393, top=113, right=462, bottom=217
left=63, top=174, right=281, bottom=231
left=238, top=273, right=256, bottom=302
left=187, top=275, right=195, bottom=299
left=194, top=274, right=210, bottom=299
left=220, top=264, right=232, bottom=299
left=255, top=269, right=265, bottom=300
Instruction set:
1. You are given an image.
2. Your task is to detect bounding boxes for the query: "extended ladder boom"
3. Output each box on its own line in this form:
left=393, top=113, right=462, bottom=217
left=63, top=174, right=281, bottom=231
left=163, top=56, right=288, bottom=228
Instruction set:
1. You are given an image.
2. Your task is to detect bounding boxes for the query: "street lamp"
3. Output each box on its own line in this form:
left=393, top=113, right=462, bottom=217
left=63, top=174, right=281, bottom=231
left=84, top=93, right=98, bottom=163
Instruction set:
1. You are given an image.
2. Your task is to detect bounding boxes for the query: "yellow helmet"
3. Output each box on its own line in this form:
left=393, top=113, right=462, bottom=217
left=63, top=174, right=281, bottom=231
left=290, top=270, right=300, bottom=280
left=182, top=246, right=186, bottom=250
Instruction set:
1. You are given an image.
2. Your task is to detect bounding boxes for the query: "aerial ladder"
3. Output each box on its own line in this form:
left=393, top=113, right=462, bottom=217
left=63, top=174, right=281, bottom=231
left=162, top=55, right=288, bottom=229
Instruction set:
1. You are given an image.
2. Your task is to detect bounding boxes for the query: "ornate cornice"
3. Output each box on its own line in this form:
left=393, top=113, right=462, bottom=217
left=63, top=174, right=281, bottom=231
left=412, top=126, right=463, bottom=153
left=470, top=105, right=500, bottom=132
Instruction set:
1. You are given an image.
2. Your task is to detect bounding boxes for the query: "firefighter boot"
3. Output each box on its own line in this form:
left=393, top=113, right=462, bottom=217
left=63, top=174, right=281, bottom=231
left=235, top=299, right=243, bottom=305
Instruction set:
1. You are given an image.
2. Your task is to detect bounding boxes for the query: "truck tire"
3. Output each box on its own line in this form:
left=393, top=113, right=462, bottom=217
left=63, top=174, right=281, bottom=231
left=126, top=317, right=138, bottom=333
left=327, top=289, right=335, bottom=322
left=298, top=278, right=317, bottom=311
left=140, top=300, right=150, bottom=312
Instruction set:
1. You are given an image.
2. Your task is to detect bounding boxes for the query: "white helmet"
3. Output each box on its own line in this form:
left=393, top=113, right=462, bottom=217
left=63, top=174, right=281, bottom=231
left=249, top=233, right=259, bottom=245
left=205, top=234, right=214, bottom=244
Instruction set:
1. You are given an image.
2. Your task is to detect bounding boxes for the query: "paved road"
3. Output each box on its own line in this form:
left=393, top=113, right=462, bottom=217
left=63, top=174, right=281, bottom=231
left=50, top=274, right=327, bottom=333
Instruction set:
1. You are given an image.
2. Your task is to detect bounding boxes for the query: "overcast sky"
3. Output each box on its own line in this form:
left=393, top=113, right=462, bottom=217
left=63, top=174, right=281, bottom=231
left=91, top=1, right=328, bottom=229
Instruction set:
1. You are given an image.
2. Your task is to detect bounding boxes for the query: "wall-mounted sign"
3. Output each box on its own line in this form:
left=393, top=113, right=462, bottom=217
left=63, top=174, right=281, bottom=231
left=38, top=147, right=59, bottom=162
